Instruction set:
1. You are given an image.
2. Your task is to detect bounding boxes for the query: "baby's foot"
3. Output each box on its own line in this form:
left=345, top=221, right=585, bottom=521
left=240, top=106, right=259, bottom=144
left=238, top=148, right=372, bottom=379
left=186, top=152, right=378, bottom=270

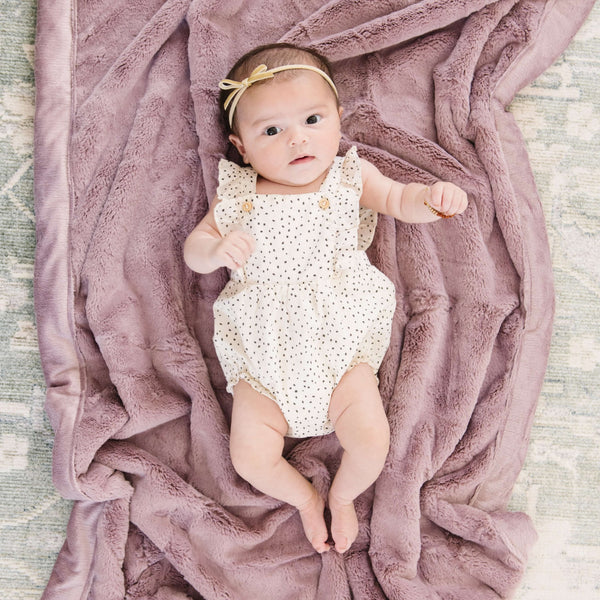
left=297, top=490, right=330, bottom=554
left=328, top=493, right=358, bottom=554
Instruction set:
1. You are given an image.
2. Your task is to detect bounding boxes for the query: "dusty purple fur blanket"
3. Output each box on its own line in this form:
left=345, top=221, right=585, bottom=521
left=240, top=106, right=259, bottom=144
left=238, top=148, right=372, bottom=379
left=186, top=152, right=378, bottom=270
left=33, top=1, right=593, bottom=598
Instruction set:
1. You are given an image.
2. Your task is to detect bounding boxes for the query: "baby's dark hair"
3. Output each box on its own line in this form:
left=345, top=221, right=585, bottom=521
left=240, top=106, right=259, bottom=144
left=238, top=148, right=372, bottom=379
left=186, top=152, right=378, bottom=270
left=220, top=43, right=337, bottom=134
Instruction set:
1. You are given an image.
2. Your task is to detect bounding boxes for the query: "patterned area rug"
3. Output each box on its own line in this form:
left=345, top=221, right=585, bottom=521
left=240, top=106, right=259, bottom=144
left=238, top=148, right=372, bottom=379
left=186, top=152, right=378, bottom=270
left=0, top=2, right=598, bottom=598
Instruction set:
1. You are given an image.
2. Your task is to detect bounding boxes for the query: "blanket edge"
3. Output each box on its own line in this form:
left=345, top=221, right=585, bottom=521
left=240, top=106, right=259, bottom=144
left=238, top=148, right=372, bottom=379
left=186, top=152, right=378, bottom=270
left=33, top=0, right=84, bottom=500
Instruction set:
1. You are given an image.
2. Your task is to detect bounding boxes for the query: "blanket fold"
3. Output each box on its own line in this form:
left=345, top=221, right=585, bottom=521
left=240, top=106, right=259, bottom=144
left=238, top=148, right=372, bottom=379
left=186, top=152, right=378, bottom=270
left=34, top=0, right=594, bottom=598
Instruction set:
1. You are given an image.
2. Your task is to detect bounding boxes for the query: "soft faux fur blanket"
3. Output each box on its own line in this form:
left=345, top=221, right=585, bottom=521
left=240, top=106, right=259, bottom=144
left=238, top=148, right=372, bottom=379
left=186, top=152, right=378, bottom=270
left=33, top=1, right=594, bottom=598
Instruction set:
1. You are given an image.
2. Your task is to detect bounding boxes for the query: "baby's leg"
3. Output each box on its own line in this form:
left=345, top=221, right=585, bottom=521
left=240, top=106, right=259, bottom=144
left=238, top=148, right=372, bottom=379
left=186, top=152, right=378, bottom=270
left=230, top=380, right=329, bottom=553
left=327, top=363, right=391, bottom=553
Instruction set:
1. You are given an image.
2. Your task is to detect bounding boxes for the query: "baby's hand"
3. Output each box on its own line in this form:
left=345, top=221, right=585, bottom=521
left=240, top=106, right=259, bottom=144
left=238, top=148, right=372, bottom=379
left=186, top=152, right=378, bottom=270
left=215, top=229, right=256, bottom=270
left=426, top=182, right=468, bottom=218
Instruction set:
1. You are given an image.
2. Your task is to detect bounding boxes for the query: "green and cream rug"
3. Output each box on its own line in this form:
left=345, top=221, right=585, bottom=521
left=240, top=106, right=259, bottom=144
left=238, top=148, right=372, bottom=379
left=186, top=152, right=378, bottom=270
left=1, top=1, right=598, bottom=597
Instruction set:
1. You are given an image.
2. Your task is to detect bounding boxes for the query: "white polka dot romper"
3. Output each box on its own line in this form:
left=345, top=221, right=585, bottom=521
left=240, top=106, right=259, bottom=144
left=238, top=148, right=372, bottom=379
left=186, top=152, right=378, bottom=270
left=212, top=146, right=396, bottom=438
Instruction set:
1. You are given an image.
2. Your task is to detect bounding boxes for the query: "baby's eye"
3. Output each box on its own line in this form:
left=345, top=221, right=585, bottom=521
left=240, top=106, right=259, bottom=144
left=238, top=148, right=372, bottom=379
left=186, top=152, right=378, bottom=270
left=306, top=114, right=321, bottom=125
left=264, top=126, right=282, bottom=136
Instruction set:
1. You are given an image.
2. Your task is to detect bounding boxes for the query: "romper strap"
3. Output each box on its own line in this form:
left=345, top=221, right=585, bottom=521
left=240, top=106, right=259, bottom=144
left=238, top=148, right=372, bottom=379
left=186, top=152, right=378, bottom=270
left=339, top=146, right=363, bottom=193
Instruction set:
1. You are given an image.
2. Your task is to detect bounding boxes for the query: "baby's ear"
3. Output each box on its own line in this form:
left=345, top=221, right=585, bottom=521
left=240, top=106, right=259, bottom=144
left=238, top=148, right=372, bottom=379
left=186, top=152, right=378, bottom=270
left=338, top=106, right=344, bottom=119
left=228, top=134, right=248, bottom=163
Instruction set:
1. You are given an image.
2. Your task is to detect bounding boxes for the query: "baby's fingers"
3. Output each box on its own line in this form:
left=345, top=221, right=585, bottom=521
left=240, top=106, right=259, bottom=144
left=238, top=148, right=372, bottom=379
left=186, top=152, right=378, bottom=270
left=455, top=189, right=468, bottom=214
left=220, top=244, right=247, bottom=270
left=228, top=229, right=256, bottom=254
left=443, top=186, right=468, bottom=216
left=429, top=183, right=468, bottom=217
left=220, top=230, right=255, bottom=269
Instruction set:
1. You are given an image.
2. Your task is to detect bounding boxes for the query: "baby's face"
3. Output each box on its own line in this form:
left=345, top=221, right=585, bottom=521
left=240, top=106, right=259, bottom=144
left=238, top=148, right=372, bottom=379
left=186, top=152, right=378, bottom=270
left=229, top=70, right=342, bottom=189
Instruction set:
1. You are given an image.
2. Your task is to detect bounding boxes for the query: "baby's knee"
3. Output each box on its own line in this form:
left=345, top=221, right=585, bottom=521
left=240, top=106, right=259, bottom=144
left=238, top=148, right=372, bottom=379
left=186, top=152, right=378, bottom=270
left=354, top=418, right=390, bottom=461
left=229, top=430, right=281, bottom=481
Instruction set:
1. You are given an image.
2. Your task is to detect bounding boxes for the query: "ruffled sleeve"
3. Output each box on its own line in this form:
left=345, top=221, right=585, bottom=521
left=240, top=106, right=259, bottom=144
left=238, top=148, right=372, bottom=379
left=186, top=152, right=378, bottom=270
left=216, top=158, right=255, bottom=200
left=357, top=207, right=378, bottom=252
left=340, top=147, right=378, bottom=252
left=213, top=159, right=256, bottom=236
left=340, top=146, right=362, bottom=193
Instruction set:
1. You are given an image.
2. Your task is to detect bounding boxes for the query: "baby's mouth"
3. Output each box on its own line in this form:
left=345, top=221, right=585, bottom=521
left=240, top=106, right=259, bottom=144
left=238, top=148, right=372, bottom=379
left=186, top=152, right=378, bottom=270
left=289, top=155, right=314, bottom=165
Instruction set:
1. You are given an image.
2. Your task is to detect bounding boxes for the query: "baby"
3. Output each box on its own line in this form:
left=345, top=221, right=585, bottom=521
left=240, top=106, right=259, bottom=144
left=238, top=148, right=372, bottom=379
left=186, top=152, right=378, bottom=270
left=184, top=43, right=468, bottom=554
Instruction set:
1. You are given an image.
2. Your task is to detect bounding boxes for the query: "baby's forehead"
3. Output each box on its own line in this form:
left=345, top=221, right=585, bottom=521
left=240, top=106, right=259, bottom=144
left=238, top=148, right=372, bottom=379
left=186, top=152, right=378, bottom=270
left=248, top=69, right=335, bottom=101
left=237, top=73, right=337, bottom=121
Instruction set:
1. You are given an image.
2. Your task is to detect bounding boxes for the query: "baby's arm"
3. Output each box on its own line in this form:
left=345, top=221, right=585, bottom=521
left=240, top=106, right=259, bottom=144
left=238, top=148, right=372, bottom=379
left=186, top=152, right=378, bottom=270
left=359, top=159, right=468, bottom=222
left=183, top=197, right=255, bottom=273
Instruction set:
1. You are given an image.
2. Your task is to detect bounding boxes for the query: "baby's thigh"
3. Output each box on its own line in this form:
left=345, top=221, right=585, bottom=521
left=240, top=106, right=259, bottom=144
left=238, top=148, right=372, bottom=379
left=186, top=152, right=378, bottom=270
left=328, top=363, right=389, bottom=443
left=229, top=380, right=289, bottom=466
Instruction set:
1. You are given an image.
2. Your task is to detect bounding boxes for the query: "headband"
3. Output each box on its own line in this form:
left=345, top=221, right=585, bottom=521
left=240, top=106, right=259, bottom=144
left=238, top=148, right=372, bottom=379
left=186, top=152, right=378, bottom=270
left=219, top=63, right=339, bottom=128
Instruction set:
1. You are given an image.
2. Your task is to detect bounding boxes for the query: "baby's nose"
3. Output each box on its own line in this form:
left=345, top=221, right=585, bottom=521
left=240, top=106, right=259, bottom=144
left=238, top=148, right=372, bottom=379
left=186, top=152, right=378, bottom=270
left=288, top=126, right=308, bottom=146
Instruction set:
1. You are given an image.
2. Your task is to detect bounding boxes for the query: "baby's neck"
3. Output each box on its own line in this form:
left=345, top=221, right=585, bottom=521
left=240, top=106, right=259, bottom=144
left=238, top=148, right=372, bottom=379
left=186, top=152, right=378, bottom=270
left=256, top=170, right=330, bottom=196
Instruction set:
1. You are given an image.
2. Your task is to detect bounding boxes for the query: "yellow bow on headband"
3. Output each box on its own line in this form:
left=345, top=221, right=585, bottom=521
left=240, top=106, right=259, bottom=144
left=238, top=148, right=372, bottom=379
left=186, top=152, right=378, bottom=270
left=219, top=63, right=339, bottom=128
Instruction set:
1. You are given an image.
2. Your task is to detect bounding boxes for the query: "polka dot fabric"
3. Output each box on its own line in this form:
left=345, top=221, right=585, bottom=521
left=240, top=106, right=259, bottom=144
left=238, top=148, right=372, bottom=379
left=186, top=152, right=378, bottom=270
left=212, top=147, right=396, bottom=437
